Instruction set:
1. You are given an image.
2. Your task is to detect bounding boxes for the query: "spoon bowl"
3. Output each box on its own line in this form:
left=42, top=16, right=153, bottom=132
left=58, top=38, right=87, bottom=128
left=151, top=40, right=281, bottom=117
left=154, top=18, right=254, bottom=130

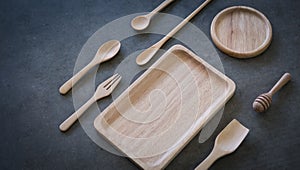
left=130, top=0, right=175, bottom=31
left=131, top=15, right=150, bottom=31
left=94, top=40, right=121, bottom=63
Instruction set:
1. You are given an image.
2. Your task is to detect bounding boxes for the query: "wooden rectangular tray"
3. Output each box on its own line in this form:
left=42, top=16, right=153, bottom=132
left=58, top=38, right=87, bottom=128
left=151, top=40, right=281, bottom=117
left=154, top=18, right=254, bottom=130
left=94, top=44, right=236, bottom=169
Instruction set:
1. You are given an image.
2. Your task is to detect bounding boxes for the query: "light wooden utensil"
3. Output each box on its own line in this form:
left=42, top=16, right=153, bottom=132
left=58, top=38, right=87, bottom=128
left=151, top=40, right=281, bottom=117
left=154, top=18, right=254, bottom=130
left=135, top=0, right=212, bottom=65
left=59, top=73, right=121, bottom=132
left=59, top=40, right=121, bottom=95
left=94, top=45, right=236, bottom=169
left=253, top=73, right=291, bottom=113
left=195, top=119, right=249, bottom=170
left=131, top=0, right=175, bottom=31
left=210, top=6, right=272, bottom=58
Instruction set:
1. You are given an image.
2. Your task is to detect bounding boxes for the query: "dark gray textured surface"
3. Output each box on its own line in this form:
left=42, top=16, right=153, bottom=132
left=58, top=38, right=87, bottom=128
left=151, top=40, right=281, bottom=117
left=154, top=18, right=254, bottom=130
left=0, top=0, right=299, bottom=169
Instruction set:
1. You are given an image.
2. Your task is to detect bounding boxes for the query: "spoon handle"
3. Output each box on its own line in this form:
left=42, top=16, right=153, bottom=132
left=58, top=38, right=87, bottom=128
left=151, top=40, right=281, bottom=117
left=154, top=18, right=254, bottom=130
left=59, top=62, right=96, bottom=94
left=268, top=73, right=291, bottom=96
left=166, top=0, right=212, bottom=40
left=148, top=0, right=175, bottom=18
left=59, top=96, right=95, bottom=132
left=156, top=0, right=212, bottom=45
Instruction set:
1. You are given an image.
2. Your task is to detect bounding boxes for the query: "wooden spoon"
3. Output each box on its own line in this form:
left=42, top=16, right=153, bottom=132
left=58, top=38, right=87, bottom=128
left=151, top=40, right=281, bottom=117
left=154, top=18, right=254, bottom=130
left=131, top=0, right=175, bottom=31
left=59, top=40, right=121, bottom=95
left=195, top=119, right=249, bottom=170
left=136, top=0, right=212, bottom=65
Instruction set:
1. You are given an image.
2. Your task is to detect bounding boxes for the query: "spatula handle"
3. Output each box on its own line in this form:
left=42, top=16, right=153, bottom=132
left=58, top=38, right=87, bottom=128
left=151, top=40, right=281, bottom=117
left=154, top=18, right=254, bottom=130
left=195, top=150, right=218, bottom=170
left=59, top=97, right=95, bottom=132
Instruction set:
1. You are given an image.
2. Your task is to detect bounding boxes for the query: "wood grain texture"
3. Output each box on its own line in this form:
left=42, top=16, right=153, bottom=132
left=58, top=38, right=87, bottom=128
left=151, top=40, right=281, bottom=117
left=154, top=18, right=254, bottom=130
left=94, top=45, right=236, bottom=169
left=211, top=6, right=272, bottom=58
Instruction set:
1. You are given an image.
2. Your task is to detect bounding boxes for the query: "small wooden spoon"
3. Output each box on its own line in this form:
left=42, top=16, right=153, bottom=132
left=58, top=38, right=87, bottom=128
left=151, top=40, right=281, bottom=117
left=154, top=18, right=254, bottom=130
left=131, top=0, right=175, bottom=31
left=195, top=119, right=249, bottom=170
left=59, top=40, right=121, bottom=95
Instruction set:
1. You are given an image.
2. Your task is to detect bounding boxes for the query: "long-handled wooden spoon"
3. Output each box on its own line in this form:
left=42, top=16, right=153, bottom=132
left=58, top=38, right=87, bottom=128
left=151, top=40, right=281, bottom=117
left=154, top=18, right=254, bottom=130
left=136, top=0, right=212, bottom=65
left=131, top=0, right=175, bottom=31
left=195, top=119, right=249, bottom=170
left=59, top=40, right=121, bottom=95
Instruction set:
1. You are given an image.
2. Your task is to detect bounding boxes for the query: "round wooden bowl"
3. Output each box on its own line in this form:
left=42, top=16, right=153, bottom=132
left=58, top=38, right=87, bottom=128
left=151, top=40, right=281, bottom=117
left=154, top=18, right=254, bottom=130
left=211, top=6, right=272, bottom=58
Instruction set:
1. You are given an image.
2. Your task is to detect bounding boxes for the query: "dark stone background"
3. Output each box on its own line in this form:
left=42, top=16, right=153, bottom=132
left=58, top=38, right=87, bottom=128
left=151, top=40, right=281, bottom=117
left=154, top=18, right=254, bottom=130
left=0, top=0, right=299, bottom=169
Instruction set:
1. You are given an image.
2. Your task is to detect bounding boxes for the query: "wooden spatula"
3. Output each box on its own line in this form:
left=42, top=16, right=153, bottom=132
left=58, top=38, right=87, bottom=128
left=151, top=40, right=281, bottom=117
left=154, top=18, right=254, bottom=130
left=195, top=119, right=249, bottom=170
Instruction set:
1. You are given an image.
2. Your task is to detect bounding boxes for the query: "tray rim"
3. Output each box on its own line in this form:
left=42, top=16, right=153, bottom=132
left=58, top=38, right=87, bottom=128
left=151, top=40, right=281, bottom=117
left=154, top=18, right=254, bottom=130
left=210, top=6, right=272, bottom=58
left=94, top=44, right=236, bottom=169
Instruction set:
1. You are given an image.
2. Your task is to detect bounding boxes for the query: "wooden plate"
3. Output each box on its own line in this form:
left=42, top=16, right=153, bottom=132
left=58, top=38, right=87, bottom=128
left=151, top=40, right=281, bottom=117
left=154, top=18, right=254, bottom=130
left=94, top=45, right=236, bottom=169
left=211, top=6, right=272, bottom=58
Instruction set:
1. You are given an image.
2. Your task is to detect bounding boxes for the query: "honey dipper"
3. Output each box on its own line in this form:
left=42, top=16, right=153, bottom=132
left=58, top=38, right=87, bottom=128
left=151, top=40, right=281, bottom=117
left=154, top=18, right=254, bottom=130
left=253, top=73, right=291, bottom=113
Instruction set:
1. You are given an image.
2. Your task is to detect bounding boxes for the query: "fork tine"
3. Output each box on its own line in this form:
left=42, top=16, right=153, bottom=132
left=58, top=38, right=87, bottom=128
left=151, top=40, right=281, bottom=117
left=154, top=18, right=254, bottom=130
left=104, top=74, right=120, bottom=88
left=106, top=74, right=121, bottom=90
left=100, top=73, right=118, bottom=88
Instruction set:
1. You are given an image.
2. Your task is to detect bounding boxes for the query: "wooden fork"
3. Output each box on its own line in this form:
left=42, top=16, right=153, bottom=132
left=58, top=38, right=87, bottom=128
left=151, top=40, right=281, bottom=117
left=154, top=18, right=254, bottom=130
left=59, top=73, right=122, bottom=132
